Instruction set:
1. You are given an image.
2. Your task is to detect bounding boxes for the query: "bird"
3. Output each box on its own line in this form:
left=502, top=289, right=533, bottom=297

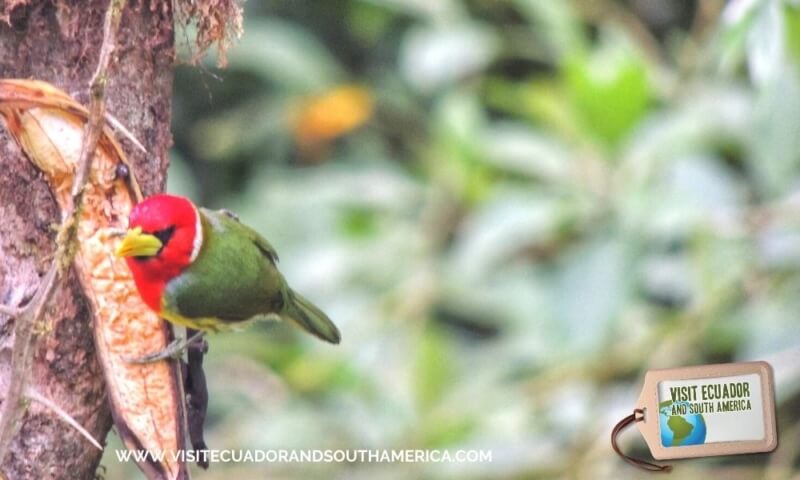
left=115, top=193, right=340, bottom=362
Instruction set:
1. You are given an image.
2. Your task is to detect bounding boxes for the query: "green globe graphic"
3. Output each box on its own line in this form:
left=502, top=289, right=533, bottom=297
left=659, top=400, right=707, bottom=447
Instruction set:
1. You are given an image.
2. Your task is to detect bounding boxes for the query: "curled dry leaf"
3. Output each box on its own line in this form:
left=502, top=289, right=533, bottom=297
left=0, top=79, right=188, bottom=480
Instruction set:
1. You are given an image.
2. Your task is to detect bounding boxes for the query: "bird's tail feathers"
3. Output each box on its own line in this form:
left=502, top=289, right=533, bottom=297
left=282, top=290, right=341, bottom=344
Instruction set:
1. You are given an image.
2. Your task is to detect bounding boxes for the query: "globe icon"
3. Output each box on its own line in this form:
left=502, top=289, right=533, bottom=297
left=659, top=400, right=707, bottom=447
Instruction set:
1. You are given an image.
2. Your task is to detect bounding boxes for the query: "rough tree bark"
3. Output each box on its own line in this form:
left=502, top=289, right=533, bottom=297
left=0, top=1, right=174, bottom=478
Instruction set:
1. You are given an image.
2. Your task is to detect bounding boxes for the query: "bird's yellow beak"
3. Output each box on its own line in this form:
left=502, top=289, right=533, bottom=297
left=115, top=226, right=163, bottom=258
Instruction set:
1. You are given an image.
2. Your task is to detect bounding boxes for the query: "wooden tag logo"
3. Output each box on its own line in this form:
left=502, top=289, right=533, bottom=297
left=613, top=361, right=777, bottom=471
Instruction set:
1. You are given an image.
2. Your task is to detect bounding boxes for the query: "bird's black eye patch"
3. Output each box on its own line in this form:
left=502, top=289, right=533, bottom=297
left=133, top=226, right=176, bottom=261
left=153, top=225, right=176, bottom=248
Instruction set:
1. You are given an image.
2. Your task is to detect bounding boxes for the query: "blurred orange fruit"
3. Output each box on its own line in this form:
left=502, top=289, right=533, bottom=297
left=292, top=84, right=373, bottom=146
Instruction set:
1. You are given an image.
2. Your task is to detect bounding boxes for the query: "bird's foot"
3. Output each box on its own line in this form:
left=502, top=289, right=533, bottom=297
left=126, top=331, right=206, bottom=364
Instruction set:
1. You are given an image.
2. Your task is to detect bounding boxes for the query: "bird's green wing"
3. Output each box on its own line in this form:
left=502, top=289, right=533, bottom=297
left=161, top=208, right=287, bottom=326
left=211, top=208, right=280, bottom=264
left=200, top=209, right=339, bottom=342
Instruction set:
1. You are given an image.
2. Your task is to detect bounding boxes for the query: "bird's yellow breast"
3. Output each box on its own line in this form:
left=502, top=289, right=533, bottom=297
left=159, top=298, right=226, bottom=332
left=159, top=297, right=261, bottom=333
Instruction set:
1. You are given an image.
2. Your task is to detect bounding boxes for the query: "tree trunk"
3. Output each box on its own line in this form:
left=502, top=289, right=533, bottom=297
left=0, top=1, right=174, bottom=478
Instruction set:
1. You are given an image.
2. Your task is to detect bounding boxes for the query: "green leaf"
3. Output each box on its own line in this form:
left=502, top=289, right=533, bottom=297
left=749, top=64, right=800, bottom=195
left=554, top=236, right=631, bottom=353
left=430, top=89, right=495, bottom=204
left=361, top=0, right=463, bottom=21
left=784, top=3, right=800, bottom=63
left=223, top=18, right=345, bottom=92
left=400, top=23, right=498, bottom=92
left=520, top=79, right=583, bottom=143
left=189, top=96, right=289, bottom=161
left=284, top=356, right=360, bottom=394
left=480, top=122, right=573, bottom=183
left=563, top=48, right=651, bottom=148
left=420, top=415, right=476, bottom=448
left=347, top=1, right=394, bottom=45
left=338, top=205, right=380, bottom=239
left=414, top=326, right=454, bottom=410
left=513, top=0, right=586, bottom=59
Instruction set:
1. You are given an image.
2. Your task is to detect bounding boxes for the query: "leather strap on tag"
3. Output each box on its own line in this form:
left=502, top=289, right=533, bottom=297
left=611, top=408, right=672, bottom=473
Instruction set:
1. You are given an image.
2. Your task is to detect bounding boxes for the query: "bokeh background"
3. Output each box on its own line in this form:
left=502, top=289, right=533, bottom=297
left=104, top=0, right=800, bottom=478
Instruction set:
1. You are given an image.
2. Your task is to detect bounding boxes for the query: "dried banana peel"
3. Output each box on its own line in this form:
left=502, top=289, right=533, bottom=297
left=0, top=79, right=188, bottom=480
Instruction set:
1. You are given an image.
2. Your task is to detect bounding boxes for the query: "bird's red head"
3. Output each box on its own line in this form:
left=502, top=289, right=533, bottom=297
left=116, top=194, right=203, bottom=312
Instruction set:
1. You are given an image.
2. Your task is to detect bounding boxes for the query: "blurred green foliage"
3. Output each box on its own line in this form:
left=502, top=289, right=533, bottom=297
left=105, top=1, right=800, bottom=478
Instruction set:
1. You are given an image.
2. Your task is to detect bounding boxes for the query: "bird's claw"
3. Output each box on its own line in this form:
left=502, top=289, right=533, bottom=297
left=125, top=347, right=183, bottom=364
left=124, top=331, right=206, bottom=365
